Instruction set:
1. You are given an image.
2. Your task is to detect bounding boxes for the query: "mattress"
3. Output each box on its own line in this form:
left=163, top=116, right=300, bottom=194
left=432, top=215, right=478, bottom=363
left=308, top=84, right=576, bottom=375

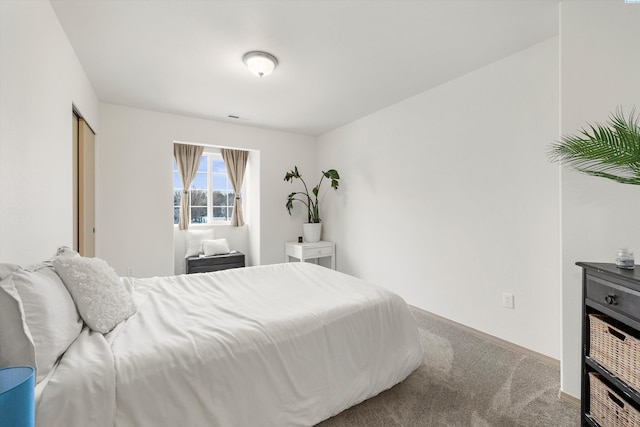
left=36, top=262, right=423, bottom=427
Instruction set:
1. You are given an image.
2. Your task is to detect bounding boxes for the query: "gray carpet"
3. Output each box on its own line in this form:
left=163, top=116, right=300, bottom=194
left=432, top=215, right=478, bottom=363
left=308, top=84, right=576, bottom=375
left=317, top=307, right=580, bottom=426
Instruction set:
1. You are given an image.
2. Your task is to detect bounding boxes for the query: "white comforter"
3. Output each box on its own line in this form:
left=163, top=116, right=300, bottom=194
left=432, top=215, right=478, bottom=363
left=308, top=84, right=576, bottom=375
left=36, top=262, right=423, bottom=427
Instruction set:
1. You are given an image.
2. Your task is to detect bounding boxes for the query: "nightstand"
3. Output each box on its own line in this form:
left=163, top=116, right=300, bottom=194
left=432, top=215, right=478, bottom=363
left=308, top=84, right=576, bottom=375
left=186, top=251, right=245, bottom=274
left=285, top=241, right=335, bottom=270
left=577, top=262, right=640, bottom=427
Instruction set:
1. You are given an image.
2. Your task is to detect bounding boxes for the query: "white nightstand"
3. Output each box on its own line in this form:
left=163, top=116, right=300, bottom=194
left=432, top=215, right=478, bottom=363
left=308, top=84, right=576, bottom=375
left=285, top=241, right=335, bottom=270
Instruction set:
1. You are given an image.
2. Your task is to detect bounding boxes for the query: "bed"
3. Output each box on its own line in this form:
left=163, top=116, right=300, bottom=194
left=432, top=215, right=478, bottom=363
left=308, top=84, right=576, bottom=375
left=0, top=252, right=423, bottom=427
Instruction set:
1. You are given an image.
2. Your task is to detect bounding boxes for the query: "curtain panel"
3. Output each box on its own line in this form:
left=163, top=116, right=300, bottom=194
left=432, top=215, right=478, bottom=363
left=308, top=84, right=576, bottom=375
left=173, top=143, right=204, bottom=230
left=220, top=148, right=248, bottom=227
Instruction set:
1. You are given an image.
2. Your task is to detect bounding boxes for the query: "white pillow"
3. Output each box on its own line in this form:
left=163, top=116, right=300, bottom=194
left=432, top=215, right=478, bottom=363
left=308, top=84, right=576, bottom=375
left=184, top=229, right=214, bottom=258
left=53, top=252, right=137, bottom=334
left=0, top=264, right=83, bottom=383
left=0, top=271, right=36, bottom=376
left=203, top=238, right=231, bottom=256
left=0, top=262, right=19, bottom=280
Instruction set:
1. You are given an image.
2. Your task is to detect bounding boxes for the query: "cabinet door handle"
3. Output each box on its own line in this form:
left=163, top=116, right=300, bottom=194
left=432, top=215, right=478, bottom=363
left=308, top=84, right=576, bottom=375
left=607, top=391, right=625, bottom=409
left=604, top=294, right=617, bottom=305
left=607, top=327, right=627, bottom=342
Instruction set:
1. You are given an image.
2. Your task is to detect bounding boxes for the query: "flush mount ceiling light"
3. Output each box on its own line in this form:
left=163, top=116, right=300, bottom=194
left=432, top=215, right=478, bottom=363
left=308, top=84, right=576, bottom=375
left=242, top=51, right=278, bottom=77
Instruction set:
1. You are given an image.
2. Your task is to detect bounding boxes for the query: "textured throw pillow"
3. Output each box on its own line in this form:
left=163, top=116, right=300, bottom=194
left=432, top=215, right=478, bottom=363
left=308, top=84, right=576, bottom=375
left=53, top=253, right=137, bottom=334
left=203, top=238, right=231, bottom=256
left=56, top=246, right=78, bottom=257
left=0, top=272, right=36, bottom=376
left=184, top=229, right=214, bottom=257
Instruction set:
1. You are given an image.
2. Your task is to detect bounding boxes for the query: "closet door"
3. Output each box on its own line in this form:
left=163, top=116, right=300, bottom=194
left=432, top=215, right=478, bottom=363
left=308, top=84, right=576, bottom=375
left=72, top=114, right=79, bottom=251
left=78, top=117, right=95, bottom=257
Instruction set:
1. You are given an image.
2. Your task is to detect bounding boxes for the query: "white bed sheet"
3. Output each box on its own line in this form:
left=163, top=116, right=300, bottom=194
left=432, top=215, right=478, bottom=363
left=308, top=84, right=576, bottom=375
left=35, top=327, right=115, bottom=427
left=37, top=262, right=423, bottom=427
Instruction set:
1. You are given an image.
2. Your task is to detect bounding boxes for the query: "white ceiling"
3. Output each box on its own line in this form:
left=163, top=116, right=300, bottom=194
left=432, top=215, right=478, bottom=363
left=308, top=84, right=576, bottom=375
left=50, top=0, right=559, bottom=136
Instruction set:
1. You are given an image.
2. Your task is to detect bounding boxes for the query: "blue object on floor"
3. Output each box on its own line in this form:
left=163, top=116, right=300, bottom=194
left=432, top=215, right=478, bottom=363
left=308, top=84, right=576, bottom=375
left=0, top=366, right=35, bottom=427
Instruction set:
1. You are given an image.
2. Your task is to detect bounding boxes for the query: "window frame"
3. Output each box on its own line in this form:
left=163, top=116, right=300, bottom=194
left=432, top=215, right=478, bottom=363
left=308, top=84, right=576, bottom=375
left=173, top=150, right=238, bottom=226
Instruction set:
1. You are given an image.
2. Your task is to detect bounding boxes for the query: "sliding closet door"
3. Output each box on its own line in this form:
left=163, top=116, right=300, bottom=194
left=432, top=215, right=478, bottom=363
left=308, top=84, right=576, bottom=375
left=72, top=114, right=79, bottom=251
left=78, top=117, right=95, bottom=257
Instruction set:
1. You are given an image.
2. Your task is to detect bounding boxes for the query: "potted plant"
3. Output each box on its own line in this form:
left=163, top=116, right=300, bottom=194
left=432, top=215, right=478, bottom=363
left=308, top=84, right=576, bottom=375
left=548, top=107, right=640, bottom=184
left=284, top=166, right=340, bottom=243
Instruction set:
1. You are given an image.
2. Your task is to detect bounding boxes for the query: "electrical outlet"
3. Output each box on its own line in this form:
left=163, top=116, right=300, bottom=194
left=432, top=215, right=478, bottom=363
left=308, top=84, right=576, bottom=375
left=127, top=267, right=135, bottom=277
left=502, top=293, right=515, bottom=309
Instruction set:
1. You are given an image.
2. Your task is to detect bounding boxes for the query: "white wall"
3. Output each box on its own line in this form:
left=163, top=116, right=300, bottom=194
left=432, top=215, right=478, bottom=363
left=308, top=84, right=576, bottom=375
left=560, top=1, right=640, bottom=399
left=97, top=104, right=315, bottom=277
left=318, top=38, right=561, bottom=358
left=0, top=0, right=99, bottom=265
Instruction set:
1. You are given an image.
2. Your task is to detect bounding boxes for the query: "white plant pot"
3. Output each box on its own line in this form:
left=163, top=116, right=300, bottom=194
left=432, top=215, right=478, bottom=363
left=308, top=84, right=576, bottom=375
left=302, top=223, right=322, bottom=243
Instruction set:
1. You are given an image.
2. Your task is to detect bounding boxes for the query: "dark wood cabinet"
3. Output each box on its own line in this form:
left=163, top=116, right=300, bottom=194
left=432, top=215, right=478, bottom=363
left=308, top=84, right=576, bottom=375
left=186, top=251, right=245, bottom=274
left=578, top=262, right=640, bottom=426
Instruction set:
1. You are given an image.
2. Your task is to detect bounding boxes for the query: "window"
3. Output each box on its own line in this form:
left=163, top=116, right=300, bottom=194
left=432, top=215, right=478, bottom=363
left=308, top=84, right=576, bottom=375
left=173, top=152, right=237, bottom=225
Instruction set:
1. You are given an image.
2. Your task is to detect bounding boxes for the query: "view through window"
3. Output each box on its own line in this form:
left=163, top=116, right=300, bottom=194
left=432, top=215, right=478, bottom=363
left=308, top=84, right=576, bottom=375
left=173, top=153, right=236, bottom=224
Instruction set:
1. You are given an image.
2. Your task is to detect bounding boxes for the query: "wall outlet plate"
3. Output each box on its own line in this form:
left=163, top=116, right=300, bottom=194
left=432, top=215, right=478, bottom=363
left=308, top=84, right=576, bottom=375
left=503, top=293, right=515, bottom=309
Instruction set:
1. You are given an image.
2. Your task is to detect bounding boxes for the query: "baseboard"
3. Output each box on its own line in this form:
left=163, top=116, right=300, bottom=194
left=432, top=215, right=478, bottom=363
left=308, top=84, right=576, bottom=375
left=409, top=305, right=560, bottom=368
left=558, top=390, right=581, bottom=407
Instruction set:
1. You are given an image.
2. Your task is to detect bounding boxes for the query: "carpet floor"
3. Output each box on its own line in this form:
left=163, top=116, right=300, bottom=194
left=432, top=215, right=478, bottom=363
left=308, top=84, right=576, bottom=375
left=317, top=307, right=580, bottom=426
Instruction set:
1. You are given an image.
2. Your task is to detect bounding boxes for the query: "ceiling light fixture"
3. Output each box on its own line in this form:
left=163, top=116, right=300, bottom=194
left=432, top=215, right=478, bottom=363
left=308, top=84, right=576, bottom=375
left=242, top=51, right=278, bottom=78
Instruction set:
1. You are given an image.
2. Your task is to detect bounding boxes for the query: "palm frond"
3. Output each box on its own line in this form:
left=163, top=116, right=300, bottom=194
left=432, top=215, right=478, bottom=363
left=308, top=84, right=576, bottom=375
left=548, top=107, right=640, bottom=185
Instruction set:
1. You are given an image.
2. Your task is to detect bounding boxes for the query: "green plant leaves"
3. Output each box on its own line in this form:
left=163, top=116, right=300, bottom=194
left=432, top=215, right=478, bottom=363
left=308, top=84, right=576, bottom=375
left=284, top=166, right=340, bottom=223
left=548, top=107, right=640, bottom=185
left=284, top=166, right=302, bottom=183
left=324, top=169, right=340, bottom=190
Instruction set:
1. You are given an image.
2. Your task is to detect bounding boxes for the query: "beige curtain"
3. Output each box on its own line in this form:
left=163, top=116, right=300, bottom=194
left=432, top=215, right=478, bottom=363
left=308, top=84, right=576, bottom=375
left=174, top=143, right=204, bottom=230
left=220, top=148, right=248, bottom=227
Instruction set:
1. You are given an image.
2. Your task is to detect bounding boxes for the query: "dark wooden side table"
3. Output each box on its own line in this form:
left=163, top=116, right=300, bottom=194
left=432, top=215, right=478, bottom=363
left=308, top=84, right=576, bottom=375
left=186, top=251, right=245, bottom=274
left=577, top=262, right=640, bottom=427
